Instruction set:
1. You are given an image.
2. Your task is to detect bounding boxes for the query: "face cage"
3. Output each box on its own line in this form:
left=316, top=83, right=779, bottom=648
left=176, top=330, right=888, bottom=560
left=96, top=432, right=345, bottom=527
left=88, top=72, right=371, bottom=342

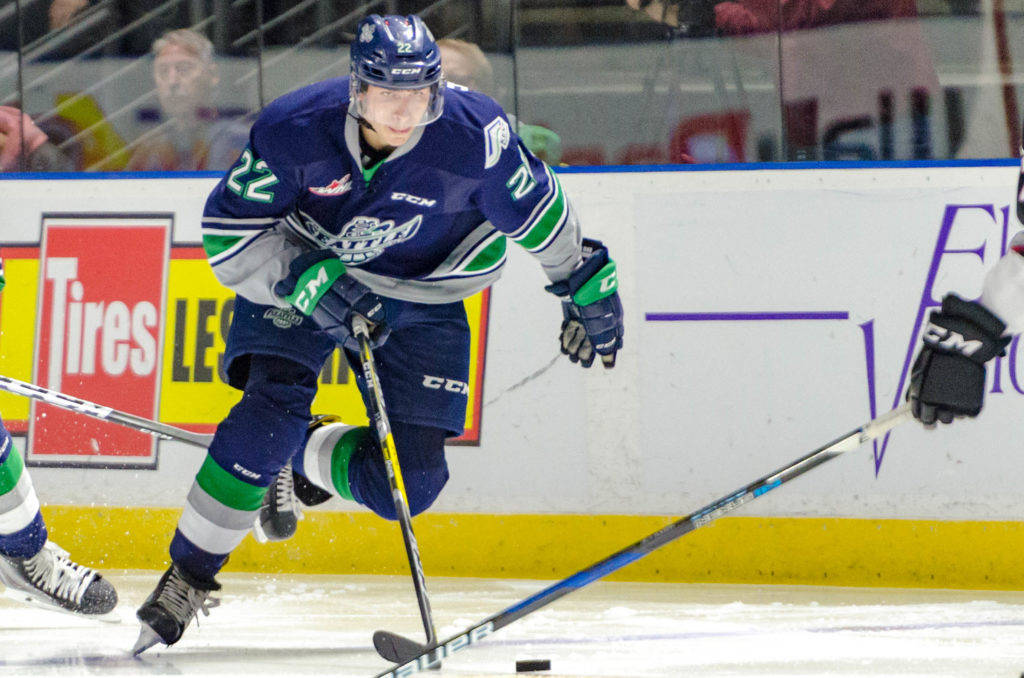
left=348, top=78, right=445, bottom=127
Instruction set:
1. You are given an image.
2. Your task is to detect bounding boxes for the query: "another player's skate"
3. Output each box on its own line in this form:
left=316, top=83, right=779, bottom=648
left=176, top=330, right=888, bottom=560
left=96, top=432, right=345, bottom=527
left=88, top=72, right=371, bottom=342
left=252, top=416, right=335, bottom=543
left=0, top=540, right=118, bottom=619
left=133, top=563, right=220, bottom=655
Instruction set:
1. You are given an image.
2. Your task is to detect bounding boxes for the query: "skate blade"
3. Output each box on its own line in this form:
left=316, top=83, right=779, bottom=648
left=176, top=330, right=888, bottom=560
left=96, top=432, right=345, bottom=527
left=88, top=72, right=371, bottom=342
left=132, top=625, right=163, bottom=656
left=252, top=518, right=296, bottom=543
left=3, top=587, right=122, bottom=623
left=252, top=518, right=270, bottom=544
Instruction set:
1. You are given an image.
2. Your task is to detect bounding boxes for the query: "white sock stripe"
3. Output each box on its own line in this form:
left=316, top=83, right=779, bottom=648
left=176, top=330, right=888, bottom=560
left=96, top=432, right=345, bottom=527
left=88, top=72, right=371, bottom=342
left=304, top=423, right=356, bottom=496
left=186, top=484, right=263, bottom=531
left=0, top=468, right=34, bottom=513
left=0, top=474, right=39, bottom=534
left=177, top=503, right=252, bottom=555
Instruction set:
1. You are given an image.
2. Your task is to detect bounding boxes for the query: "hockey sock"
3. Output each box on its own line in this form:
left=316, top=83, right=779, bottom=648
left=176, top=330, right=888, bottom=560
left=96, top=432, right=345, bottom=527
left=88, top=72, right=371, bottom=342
left=295, top=422, right=372, bottom=502
left=0, top=436, right=47, bottom=559
left=171, top=453, right=268, bottom=580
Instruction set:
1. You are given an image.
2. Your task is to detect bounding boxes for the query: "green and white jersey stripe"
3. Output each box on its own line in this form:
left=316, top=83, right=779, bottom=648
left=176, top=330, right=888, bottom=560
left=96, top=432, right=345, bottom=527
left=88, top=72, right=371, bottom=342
left=510, top=164, right=568, bottom=253
left=203, top=229, right=271, bottom=266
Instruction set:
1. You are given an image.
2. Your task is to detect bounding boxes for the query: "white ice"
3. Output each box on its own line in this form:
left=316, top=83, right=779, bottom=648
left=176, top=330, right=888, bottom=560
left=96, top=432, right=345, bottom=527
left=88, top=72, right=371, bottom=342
left=3, top=572, right=1024, bottom=678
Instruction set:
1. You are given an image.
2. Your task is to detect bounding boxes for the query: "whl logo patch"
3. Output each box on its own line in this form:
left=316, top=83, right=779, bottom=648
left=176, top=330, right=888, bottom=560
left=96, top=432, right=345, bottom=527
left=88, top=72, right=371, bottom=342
left=309, top=175, right=353, bottom=197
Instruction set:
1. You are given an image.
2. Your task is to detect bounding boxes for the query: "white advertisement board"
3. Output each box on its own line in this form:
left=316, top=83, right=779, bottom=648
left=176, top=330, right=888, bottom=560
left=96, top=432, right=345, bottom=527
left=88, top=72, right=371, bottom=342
left=2, top=163, right=1022, bottom=524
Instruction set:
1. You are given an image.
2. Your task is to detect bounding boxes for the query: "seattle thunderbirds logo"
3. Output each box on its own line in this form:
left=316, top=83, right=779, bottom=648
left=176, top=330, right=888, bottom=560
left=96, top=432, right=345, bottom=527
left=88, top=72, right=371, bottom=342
left=290, top=210, right=421, bottom=265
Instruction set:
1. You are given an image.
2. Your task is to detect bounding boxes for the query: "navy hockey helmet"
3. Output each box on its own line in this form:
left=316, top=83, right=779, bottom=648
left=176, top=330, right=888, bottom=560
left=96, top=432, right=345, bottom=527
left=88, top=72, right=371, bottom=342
left=349, top=14, right=445, bottom=125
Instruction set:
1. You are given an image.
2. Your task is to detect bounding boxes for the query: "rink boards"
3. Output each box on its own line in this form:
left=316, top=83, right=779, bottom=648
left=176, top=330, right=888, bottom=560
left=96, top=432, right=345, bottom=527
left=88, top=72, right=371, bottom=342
left=2, top=161, right=1024, bottom=589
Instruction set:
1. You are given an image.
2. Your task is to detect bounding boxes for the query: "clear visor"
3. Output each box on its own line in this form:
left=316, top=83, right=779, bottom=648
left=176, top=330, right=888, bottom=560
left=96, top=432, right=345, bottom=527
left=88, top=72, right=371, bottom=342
left=349, top=79, right=444, bottom=128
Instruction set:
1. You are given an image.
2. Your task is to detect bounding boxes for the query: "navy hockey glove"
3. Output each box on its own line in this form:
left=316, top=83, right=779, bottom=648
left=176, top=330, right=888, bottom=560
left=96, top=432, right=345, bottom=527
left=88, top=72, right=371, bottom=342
left=545, top=238, right=624, bottom=368
left=274, top=249, right=389, bottom=351
left=906, top=294, right=1009, bottom=426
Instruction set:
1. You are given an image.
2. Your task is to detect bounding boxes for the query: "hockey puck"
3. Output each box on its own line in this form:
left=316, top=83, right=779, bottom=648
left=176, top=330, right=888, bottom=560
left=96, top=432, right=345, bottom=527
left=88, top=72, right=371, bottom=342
left=515, top=659, right=551, bottom=672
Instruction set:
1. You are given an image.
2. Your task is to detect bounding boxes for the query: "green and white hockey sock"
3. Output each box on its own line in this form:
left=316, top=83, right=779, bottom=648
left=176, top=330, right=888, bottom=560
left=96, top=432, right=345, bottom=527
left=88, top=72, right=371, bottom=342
left=176, top=454, right=267, bottom=558
left=300, top=422, right=371, bottom=502
left=0, top=439, right=48, bottom=558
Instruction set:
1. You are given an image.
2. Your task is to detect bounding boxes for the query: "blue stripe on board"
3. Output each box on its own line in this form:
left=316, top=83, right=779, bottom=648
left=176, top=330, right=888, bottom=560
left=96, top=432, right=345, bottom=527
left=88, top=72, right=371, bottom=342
left=554, top=158, right=1019, bottom=173
left=0, top=158, right=1015, bottom=180
left=0, top=170, right=224, bottom=180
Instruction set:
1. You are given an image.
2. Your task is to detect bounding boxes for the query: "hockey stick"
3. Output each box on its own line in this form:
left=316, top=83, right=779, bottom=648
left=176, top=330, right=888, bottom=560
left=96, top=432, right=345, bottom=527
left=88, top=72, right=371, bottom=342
left=0, top=374, right=214, bottom=448
left=371, top=403, right=914, bottom=676
left=350, top=317, right=439, bottom=662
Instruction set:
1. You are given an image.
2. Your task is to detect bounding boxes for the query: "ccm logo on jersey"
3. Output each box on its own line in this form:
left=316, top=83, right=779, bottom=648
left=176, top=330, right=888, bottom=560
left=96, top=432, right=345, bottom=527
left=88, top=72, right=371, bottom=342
left=923, top=323, right=983, bottom=356
left=422, top=375, right=469, bottom=394
left=391, top=192, right=436, bottom=207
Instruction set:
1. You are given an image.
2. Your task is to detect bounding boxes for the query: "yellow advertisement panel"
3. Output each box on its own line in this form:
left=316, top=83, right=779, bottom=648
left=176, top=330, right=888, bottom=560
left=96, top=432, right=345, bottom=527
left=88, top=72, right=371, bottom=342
left=0, top=245, right=488, bottom=445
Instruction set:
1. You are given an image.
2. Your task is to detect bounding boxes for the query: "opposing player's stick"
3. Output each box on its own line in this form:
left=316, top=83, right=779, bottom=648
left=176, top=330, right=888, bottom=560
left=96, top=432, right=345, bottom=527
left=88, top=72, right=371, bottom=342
left=0, top=374, right=213, bottom=448
left=350, top=317, right=439, bottom=662
left=371, top=404, right=914, bottom=676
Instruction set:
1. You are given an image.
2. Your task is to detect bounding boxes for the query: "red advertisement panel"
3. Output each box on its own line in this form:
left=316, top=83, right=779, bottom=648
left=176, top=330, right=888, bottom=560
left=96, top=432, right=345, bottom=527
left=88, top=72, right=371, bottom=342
left=28, top=216, right=171, bottom=467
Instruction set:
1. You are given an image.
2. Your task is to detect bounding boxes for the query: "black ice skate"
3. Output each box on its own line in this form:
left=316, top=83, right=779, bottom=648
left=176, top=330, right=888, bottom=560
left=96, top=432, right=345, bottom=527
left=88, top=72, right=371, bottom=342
left=252, top=416, right=334, bottom=543
left=0, top=541, right=118, bottom=619
left=133, top=563, right=220, bottom=655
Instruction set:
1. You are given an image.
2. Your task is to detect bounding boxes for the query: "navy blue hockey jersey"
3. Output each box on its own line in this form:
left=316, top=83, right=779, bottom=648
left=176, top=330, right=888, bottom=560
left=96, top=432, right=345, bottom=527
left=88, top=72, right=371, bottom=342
left=201, top=77, right=581, bottom=307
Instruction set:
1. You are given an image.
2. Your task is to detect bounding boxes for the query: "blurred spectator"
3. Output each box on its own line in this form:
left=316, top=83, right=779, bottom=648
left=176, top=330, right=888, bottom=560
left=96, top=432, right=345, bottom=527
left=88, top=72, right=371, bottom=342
left=48, top=0, right=87, bottom=31
left=624, top=0, right=914, bottom=35
left=128, top=28, right=249, bottom=171
left=48, top=1, right=199, bottom=55
left=626, top=0, right=941, bottom=161
left=438, top=38, right=495, bottom=95
left=438, top=38, right=562, bottom=165
left=0, top=106, right=74, bottom=172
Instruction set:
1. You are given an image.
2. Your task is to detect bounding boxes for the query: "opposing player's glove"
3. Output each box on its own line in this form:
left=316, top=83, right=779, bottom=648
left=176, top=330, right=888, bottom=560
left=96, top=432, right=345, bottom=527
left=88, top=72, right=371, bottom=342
left=545, top=238, right=624, bottom=368
left=906, top=294, right=1009, bottom=425
left=274, top=249, right=389, bottom=351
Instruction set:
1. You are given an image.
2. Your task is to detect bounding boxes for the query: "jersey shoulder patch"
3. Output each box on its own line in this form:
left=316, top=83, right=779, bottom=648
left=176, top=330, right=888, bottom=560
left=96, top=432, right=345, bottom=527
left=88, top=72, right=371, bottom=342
left=483, top=117, right=511, bottom=169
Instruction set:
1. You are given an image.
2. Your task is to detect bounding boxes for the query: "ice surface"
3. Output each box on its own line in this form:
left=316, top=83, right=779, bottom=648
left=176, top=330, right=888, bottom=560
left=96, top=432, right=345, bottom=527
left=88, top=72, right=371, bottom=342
left=2, top=572, right=1024, bottom=677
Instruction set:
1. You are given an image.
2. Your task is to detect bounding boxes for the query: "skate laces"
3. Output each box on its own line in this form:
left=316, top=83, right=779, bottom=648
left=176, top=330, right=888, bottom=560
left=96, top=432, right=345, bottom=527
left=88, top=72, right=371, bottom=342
left=272, top=464, right=302, bottom=518
left=156, top=569, right=220, bottom=625
left=24, top=542, right=97, bottom=606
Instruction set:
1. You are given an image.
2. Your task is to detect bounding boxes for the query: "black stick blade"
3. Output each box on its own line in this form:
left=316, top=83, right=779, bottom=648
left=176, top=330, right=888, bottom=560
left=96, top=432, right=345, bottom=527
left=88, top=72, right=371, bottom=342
left=373, top=630, right=428, bottom=664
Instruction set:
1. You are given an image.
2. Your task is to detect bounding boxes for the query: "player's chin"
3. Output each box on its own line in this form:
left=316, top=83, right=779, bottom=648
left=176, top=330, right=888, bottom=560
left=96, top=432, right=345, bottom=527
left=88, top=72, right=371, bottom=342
left=385, top=126, right=414, bottom=143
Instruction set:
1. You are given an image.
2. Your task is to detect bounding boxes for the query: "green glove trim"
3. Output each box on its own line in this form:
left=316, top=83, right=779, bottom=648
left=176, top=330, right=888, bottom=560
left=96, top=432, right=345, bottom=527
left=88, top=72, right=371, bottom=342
left=285, top=258, right=347, bottom=315
left=572, top=261, right=618, bottom=306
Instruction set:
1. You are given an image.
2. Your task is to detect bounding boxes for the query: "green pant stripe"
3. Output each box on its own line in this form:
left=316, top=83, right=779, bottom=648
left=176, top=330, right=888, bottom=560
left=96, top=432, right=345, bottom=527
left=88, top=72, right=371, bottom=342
left=0, top=443, right=24, bottom=497
left=195, top=455, right=267, bottom=512
left=331, top=428, right=368, bottom=502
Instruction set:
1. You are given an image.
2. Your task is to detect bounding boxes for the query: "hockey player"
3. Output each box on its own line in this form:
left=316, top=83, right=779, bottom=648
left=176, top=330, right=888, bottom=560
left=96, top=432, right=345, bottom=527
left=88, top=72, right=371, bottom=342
left=0, top=258, right=118, bottom=617
left=133, top=13, right=624, bottom=653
